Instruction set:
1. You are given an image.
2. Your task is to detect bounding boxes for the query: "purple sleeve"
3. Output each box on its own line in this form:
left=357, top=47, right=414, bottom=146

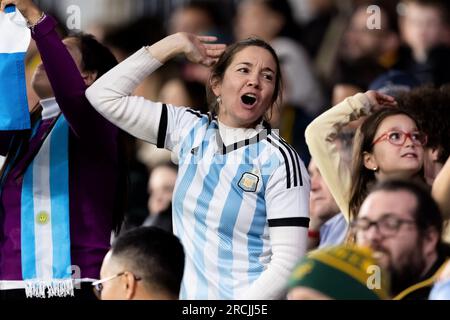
left=31, top=15, right=118, bottom=141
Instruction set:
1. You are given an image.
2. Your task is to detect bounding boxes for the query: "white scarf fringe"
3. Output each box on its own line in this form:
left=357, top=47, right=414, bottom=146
left=24, top=279, right=74, bottom=298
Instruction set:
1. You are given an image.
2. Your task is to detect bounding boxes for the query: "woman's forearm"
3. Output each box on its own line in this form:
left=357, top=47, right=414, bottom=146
left=305, top=93, right=372, bottom=221
left=86, top=48, right=164, bottom=143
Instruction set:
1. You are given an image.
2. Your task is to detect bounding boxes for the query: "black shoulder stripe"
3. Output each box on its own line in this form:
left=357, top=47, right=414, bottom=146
left=272, top=135, right=299, bottom=187
left=157, top=104, right=168, bottom=148
left=268, top=217, right=310, bottom=228
left=267, top=136, right=291, bottom=189
left=185, top=108, right=203, bottom=118
left=273, top=133, right=303, bottom=187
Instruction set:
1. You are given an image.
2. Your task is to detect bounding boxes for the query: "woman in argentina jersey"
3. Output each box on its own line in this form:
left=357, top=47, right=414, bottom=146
left=86, top=32, right=310, bottom=299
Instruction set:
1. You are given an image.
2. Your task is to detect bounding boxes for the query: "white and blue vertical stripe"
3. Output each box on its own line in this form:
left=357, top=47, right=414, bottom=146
left=0, top=5, right=31, bottom=130
left=21, top=115, right=72, bottom=284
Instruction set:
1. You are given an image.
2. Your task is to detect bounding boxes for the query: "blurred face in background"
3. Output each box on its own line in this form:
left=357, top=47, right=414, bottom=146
left=308, top=160, right=340, bottom=221
left=159, top=79, right=193, bottom=107
left=169, top=6, right=213, bottom=35
left=148, top=166, right=177, bottom=215
left=400, top=2, right=446, bottom=58
left=234, top=0, right=283, bottom=41
left=342, top=7, right=394, bottom=61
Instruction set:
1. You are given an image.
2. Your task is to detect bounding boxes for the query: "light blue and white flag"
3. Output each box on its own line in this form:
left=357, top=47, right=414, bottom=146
left=0, top=5, right=31, bottom=130
left=21, top=114, right=73, bottom=298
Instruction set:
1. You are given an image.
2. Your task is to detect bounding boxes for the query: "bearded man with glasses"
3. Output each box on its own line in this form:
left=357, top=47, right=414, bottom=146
left=353, top=179, right=450, bottom=299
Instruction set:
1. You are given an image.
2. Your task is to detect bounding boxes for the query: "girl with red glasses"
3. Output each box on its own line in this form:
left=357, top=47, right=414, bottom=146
left=305, top=90, right=444, bottom=224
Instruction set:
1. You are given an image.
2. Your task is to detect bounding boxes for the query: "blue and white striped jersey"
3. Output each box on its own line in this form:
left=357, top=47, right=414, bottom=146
left=157, top=104, right=310, bottom=299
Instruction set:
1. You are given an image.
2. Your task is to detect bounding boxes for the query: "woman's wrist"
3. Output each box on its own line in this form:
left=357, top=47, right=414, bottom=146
left=23, top=5, right=43, bottom=25
left=146, top=33, right=185, bottom=64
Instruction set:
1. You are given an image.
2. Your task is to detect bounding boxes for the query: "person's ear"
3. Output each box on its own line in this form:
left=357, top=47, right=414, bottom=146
left=430, top=147, right=441, bottom=162
left=363, top=151, right=379, bottom=171
left=124, top=272, right=138, bottom=300
left=210, top=76, right=221, bottom=98
left=81, top=70, right=98, bottom=87
left=422, top=226, right=440, bottom=259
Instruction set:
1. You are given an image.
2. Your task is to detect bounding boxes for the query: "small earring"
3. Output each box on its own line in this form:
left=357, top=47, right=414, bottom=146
left=216, top=96, right=222, bottom=104
left=372, top=167, right=378, bottom=171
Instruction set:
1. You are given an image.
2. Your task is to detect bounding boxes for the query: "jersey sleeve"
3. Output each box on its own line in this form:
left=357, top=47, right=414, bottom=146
left=265, top=151, right=310, bottom=227
left=156, top=104, right=206, bottom=153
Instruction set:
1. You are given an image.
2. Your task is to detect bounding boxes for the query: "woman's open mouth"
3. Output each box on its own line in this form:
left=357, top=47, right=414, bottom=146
left=241, top=93, right=257, bottom=107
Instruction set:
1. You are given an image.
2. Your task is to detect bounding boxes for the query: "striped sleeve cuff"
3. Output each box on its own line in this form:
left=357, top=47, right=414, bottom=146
left=268, top=217, right=310, bottom=228
left=156, top=104, right=167, bottom=148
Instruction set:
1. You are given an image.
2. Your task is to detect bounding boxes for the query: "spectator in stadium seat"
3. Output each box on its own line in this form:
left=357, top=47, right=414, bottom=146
left=306, top=85, right=450, bottom=244
left=87, top=32, right=310, bottom=299
left=142, top=162, right=178, bottom=233
left=0, top=0, right=122, bottom=299
left=307, top=159, right=346, bottom=251
left=353, top=179, right=450, bottom=299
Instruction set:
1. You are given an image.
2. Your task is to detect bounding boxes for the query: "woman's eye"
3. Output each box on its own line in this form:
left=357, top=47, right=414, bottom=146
left=238, top=68, right=249, bottom=73
left=263, top=74, right=273, bottom=81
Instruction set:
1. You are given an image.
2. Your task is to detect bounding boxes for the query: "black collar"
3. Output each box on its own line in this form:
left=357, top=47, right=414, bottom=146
left=214, top=120, right=271, bottom=155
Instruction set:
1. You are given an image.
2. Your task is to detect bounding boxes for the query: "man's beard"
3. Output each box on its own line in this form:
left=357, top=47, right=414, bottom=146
left=390, top=258, right=426, bottom=296
left=370, top=240, right=427, bottom=296
left=388, top=244, right=427, bottom=296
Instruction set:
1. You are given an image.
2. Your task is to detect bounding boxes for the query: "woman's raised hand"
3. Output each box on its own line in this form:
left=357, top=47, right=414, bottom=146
left=180, top=33, right=226, bottom=67
left=0, top=0, right=42, bottom=24
left=147, top=32, right=226, bottom=67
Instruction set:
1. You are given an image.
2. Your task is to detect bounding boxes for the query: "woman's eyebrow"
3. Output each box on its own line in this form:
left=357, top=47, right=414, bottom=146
left=235, top=62, right=275, bottom=73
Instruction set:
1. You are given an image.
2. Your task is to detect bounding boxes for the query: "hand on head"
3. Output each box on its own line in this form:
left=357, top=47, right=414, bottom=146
left=365, top=90, right=398, bottom=112
left=180, top=33, right=226, bottom=67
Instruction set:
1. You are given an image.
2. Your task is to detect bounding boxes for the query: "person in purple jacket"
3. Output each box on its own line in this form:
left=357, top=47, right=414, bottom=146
left=0, top=0, right=123, bottom=299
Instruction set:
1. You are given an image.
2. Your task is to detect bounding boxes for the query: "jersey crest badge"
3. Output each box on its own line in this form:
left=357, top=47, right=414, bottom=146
left=238, top=172, right=259, bottom=192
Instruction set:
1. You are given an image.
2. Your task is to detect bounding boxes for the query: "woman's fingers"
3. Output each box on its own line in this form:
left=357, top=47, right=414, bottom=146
left=0, top=0, right=14, bottom=12
left=205, top=46, right=226, bottom=57
left=196, top=35, right=218, bottom=43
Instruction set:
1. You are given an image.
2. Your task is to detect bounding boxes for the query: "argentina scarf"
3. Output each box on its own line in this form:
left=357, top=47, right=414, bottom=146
left=0, top=5, right=31, bottom=130
left=21, top=114, right=73, bottom=298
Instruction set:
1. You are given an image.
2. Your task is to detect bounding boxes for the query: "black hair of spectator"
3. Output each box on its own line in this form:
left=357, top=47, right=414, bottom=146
left=67, top=33, right=118, bottom=79
left=397, top=85, right=450, bottom=164
left=111, top=226, right=185, bottom=297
